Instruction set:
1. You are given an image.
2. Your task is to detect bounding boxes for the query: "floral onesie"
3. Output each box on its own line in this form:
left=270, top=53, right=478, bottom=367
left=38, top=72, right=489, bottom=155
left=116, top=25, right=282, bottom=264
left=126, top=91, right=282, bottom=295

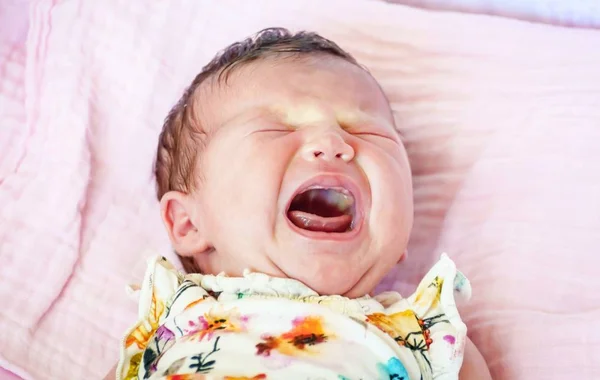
left=117, top=254, right=471, bottom=380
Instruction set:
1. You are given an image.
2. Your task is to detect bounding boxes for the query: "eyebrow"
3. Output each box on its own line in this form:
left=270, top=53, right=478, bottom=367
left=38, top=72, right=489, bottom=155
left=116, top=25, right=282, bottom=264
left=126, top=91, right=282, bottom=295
left=270, top=104, right=383, bottom=128
left=218, top=105, right=275, bottom=130
left=338, top=111, right=396, bottom=131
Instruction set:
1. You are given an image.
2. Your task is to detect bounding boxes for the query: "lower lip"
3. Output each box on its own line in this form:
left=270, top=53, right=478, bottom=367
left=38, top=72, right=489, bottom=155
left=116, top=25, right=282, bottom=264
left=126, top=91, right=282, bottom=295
left=284, top=212, right=363, bottom=241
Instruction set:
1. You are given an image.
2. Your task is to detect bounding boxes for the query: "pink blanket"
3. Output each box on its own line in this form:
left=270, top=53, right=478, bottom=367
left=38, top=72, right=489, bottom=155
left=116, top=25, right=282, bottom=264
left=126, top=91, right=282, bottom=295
left=1, top=0, right=599, bottom=379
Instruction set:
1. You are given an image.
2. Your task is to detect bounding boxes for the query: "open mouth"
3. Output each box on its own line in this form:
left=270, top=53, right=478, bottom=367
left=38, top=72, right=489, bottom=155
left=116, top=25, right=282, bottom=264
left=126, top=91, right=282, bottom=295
left=286, top=187, right=356, bottom=233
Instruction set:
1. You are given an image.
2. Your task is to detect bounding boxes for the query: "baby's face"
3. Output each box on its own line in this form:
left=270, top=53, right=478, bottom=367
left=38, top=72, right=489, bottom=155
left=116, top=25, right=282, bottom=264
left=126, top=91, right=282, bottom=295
left=176, top=56, right=413, bottom=297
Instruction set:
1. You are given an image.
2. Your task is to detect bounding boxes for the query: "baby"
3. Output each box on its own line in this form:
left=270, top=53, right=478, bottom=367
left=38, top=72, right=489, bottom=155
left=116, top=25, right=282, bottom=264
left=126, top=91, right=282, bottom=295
left=110, top=28, right=491, bottom=380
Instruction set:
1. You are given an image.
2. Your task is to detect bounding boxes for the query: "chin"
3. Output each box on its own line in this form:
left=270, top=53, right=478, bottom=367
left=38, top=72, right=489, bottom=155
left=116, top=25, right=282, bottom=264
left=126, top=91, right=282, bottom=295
left=317, top=281, right=372, bottom=299
left=308, top=280, right=358, bottom=297
left=295, top=265, right=368, bottom=297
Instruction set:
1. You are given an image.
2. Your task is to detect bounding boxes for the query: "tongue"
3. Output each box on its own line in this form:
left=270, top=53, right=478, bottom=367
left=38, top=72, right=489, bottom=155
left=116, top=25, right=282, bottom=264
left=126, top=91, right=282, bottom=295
left=288, top=210, right=352, bottom=233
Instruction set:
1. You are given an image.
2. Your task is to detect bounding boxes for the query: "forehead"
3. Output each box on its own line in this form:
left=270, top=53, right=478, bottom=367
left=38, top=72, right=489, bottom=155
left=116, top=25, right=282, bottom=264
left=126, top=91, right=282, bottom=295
left=196, top=55, right=394, bottom=129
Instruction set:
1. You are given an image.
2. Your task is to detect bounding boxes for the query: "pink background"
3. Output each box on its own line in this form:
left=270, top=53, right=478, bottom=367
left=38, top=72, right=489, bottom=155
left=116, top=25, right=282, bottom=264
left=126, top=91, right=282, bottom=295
left=1, top=0, right=599, bottom=379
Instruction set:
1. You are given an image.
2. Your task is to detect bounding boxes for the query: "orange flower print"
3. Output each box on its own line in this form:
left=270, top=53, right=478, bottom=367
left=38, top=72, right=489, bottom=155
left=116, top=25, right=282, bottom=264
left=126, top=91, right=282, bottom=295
left=367, top=310, right=423, bottom=348
left=184, top=307, right=247, bottom=342
left=367, top=275, right=449, bottom=353
left=184, top=295, right=209, bottom=311
left=166, top=375, right=208, bottom=380
left=225, top=375, right=267, bottom=380
left=367, top=309, right=449, bottom=373
left=256, top=315, right=330, bottom=357
left=126, top=290, right=165, bottom=349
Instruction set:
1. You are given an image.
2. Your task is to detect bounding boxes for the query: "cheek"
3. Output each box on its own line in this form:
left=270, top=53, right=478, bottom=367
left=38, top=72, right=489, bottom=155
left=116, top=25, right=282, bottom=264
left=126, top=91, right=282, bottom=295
left=201, top=136, right=297, bottom=236
left=357, top=145, right=413, bottom=235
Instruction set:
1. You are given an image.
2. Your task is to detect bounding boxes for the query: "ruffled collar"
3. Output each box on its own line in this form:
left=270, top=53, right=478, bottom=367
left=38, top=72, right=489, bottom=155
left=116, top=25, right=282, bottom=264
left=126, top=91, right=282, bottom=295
left=184, top=269, right=386, bottom=316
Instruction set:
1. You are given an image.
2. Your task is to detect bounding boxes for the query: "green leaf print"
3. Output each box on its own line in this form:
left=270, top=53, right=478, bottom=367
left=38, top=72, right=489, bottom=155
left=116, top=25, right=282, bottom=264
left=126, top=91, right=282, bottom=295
left=189, top=336, right=221, bottom=373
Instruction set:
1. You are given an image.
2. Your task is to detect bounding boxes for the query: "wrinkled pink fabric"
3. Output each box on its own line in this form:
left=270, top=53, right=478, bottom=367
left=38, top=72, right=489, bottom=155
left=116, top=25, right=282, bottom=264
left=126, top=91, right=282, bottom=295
left=1, top=1, right=599, bottom=379
left=386, top=0, right=600, bottom=28
left=0, top=367, right=23, bottom=380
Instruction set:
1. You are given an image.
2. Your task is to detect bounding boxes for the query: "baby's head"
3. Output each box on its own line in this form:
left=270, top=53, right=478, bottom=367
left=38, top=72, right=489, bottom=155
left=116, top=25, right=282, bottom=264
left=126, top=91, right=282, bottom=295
left=155, top=28, right=413, bottom=298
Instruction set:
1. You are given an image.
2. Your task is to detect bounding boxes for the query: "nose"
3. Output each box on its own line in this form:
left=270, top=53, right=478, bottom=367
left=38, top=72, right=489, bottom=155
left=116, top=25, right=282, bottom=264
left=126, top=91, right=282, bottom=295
left=301, top=131, right=355, bottom=163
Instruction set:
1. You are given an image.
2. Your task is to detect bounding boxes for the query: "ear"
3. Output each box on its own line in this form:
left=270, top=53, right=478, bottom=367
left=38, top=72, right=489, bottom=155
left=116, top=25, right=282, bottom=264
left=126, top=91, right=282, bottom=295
left=160, top=191, right=211, bottom=257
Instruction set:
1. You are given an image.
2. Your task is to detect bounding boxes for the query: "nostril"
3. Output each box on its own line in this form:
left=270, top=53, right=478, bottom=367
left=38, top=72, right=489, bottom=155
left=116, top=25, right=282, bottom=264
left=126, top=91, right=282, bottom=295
left=313, top=151, right=324, bottom=158
left=335, top=153, right=343, bottom=159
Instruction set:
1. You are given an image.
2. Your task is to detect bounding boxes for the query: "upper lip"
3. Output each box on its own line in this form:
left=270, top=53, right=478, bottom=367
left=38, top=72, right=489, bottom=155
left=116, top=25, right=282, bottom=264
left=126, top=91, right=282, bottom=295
left=284, top=173, right=365, bottom=234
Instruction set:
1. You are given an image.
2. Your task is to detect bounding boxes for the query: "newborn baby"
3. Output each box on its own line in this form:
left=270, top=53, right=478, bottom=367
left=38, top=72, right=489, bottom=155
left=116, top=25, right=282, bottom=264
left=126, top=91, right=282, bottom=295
left=110, top=28, right=491, bottom=380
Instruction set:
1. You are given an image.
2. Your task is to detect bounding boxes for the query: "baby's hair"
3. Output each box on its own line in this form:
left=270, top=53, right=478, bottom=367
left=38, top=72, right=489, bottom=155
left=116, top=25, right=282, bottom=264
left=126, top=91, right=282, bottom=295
left=154, top=27, right=359, bottom=272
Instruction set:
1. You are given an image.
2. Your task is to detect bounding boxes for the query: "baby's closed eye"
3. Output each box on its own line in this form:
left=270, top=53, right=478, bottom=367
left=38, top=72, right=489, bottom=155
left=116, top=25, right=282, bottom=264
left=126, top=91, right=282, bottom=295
left=245, top=124, right=294, bottom=137
left=345, top=125, right=399, bottom=143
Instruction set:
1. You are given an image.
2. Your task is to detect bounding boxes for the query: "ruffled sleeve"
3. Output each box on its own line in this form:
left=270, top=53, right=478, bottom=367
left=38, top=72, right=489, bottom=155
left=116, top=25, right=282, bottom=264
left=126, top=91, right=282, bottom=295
left=116, top=256, right=183, bottom=380
left=369, top=253, right=471, bottom=380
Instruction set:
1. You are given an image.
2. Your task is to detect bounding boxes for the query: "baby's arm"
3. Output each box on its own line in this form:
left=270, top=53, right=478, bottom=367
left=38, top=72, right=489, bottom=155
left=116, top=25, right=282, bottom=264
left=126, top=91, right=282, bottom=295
left=459, top=337, right=492, bottom=380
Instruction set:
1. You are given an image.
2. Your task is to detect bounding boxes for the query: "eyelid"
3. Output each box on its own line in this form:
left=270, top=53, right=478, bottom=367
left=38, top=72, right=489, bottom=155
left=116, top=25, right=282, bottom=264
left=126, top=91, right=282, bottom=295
left=259, top=128, right=290, bottom=133
left=352, top=129, right=397, bottom=141
left=248, top=127, right=292, bottom=136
